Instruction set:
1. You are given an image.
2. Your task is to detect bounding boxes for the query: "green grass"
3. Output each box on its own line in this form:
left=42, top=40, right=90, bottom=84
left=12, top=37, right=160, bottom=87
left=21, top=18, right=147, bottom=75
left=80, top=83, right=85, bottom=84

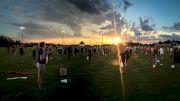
left=0, top=47, right=180, bottom=101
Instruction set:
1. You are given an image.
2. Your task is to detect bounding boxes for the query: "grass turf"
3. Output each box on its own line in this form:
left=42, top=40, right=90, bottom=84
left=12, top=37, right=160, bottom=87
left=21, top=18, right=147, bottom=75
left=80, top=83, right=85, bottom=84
left=0, top=47, right=180, bottom=101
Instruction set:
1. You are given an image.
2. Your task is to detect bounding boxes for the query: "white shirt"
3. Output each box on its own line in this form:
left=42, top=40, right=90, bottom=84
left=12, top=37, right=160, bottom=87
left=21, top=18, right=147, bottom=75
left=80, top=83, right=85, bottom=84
left=160, top=48, right=164, bottom=55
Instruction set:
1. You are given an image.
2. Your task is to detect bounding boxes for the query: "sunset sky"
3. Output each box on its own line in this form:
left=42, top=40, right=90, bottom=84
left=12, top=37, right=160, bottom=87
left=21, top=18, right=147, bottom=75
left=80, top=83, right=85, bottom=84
left=0, top=0, right=180, bottom=44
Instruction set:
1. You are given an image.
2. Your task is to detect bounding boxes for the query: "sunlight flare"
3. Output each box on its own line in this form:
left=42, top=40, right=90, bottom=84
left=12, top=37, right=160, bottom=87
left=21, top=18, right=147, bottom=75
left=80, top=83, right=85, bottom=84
left=112, top=37, right=121, bottom=44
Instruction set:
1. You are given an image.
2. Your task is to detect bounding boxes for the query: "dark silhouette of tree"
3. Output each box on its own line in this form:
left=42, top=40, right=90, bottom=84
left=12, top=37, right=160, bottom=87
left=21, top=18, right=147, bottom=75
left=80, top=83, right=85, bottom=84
left=164, top=40, right=171, bottom=44
left=0, top=35, right=22, bottom=47
left=158, top=41, right=163, bottom=44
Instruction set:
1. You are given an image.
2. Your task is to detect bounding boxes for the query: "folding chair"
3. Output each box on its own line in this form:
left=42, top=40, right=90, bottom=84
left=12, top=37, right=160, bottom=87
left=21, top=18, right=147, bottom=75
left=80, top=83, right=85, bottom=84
left=59, top=68, right=70, bottom=88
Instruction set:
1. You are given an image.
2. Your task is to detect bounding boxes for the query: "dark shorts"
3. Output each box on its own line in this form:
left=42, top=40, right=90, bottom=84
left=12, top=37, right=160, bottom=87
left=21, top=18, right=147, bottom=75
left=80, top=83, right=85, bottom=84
left=20, top=48, right=24, bottom=55
left=121, top=53, right=126, bottom=63
left=20, top=51, right=24, bottom=55
left=33, top=50, right=36, bottom=58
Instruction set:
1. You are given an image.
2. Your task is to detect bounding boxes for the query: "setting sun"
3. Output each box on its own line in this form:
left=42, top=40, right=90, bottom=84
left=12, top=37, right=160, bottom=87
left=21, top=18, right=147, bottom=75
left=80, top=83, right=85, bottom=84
left=112, top=37, right=121, bottom=44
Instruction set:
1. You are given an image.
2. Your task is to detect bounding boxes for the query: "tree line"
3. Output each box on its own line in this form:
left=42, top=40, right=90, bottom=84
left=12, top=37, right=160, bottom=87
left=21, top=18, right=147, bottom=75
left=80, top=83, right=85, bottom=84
left=1, top=35, right=180, bottom=47
left=0, top=35, right=57, bottom=47
left=0, top=35, right=21, bottom=47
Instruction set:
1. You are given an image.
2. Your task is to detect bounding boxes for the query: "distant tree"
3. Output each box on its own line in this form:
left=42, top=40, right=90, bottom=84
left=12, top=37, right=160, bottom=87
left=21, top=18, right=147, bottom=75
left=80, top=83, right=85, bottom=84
left=0, top=35, right=22, bottom=47
left=158, top=41, right=163, bottom=44
left=176, top=41, right=180, bottom=44
left=164, top=40, right=171, bottom=44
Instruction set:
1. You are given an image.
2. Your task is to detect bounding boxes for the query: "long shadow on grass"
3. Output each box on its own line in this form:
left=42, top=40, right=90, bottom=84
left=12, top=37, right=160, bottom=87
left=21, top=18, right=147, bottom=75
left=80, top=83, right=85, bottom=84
left=47, top=74, right=96, bottom=101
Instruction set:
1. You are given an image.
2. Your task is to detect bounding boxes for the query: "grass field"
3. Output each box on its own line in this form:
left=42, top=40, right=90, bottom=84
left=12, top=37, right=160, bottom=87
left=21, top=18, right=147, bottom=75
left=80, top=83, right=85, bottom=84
left=0, top=47, right=180, bottom=101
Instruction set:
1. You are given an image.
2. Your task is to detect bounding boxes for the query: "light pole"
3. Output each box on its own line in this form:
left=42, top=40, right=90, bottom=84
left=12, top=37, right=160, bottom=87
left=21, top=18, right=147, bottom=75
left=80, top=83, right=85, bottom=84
left=73, top=40, right=75, bottom=45
left=20, top=26, right=26, bottom=44
left=113, top=3, right=125, bottom=101
left=125, top=33, right=128, bottom=43
left=138, top=35, right=141, bottom=46
left=61, top=31, right=65, bottom=45
left=88, top=34, right=91, bottom=46
left=101, top=31, right=104, bottom=45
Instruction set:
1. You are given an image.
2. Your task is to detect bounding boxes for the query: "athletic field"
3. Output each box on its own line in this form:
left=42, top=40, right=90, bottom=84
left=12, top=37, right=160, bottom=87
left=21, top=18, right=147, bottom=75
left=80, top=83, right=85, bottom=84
left=0, top=47, right=180, bottom=101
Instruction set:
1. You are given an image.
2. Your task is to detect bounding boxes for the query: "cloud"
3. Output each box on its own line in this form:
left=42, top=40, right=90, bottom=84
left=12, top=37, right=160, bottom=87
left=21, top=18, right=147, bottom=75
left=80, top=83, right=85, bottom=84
left=174, top=22, right=180, bottom=30
left=8, top=22, right=48, bottom=35
left=7, top=22, right=60, bottom=39
left=159, top=34, right=180, bottom=41
left=12, top=6, right=25, bottom=17
left=162, top=26, right=173, bottom=30
left=67, top=0, right=110, bottom=14
left=162, top=22, right=180, bottom=31
left=130, top=23, right=141, bottom=36
left=0, top=14, right=2, bottom=18
left=159, top=34, right=173, bottom=41
left=2, top=0, right=135, bottom=42
left=8, top=22, right=47, bottom=30
left=23, top=0, right=112, bottom=37
left=100, top=24, right=113, bottom=30
left=27, top=0, right=131, bottom=37
left=139, top=17, right=155, bottom=32
left=99, top=20, right=113, bottom=30
left=122, top=0, right=133, bottom=12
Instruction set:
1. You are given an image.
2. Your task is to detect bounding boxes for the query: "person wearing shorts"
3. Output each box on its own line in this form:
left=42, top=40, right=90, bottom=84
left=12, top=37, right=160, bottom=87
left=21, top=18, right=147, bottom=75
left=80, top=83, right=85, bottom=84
left=32, top=45, right=37, bottom=64
left=19, top=44, right=24, bottom=63
left=87, top=47, right=92, bottom=64
left=37, top=42, right=46, bottom=90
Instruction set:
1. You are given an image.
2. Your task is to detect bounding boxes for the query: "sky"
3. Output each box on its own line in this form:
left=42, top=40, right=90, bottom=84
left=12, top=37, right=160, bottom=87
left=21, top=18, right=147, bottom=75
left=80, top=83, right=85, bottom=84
left=0, top=0, right=180, bottom=44
left=126, top=0, right=180, bottom=27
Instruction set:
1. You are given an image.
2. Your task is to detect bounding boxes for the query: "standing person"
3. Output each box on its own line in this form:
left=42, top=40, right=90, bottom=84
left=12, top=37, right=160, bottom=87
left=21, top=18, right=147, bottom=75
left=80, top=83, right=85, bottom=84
left=19, top=44, right=24, bottom=63
left=134, top=46, right=138, bottom=57
left=12, top=45, right=16, bottom=55
left=49, top=45, right=53, bottom=59
left=150, top=46, right=154, bottom=55
left=67, top=46, right=72, bottom=60
left=87, top=47, right=92, bottom=64
left=120, top=45, right=126, bottom=68
left=170, top=46, right=173, bottom=59
left=159, top=47, right=164, bottom=59
left=170, top=46, right=178, bottom=70
left=57, top=45, right=63, bottom=63
left=6, top=44, right=10, bottom=54
left=152, top=46, right=159, bottom=69
left=45, top=46, right=50, bottom=60
left=124, top=47, right=131, bottom=67
left=74, top=47, right=78, bottom=56
left=32, top=45, right=37, bottom=65
left=37, top=42, right=46, bottom=90
left=145, top=46, right=149, bottom=56
left=150, top=46, right=155, bottom=68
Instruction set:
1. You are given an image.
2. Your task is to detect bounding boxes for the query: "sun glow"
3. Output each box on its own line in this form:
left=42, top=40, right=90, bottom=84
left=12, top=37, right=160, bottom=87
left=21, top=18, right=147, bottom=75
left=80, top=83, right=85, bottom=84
left=112, top=37, right=121, bottom=44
